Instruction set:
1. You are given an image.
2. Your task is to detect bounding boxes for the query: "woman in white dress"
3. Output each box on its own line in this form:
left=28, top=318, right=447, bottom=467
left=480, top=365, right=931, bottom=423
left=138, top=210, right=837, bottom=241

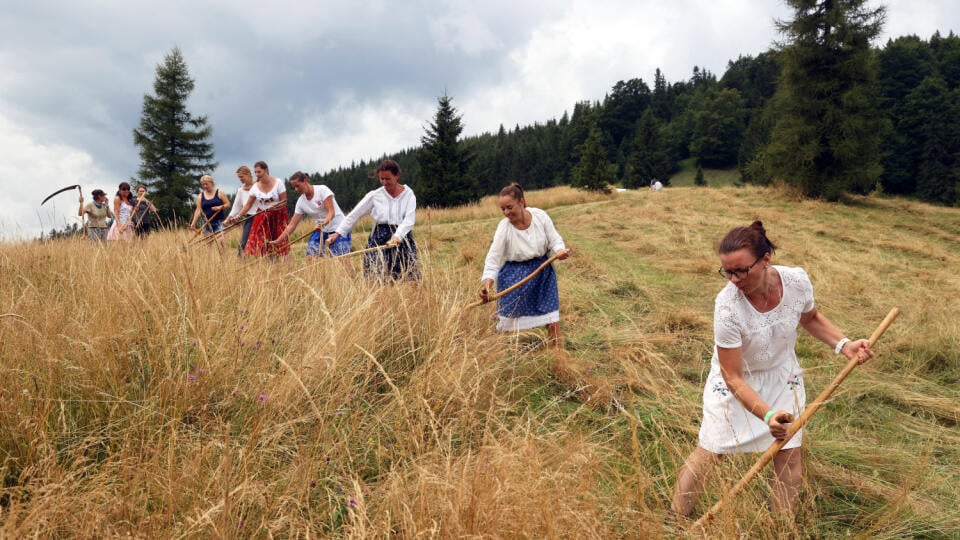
left=106, top=182, right=135, bottom=241
left=671, top=221, right=873, bottom=517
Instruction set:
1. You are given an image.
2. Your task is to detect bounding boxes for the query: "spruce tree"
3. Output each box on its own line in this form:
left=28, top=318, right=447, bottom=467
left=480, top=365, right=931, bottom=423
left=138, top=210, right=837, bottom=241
left=571, top=125, right=615, bottom=192
left=694, top=163, right=707, bottom=186
left=762, top=0, right=886, bottom=200
left=416, top=94, right=475, bottom=207
left=624, top=109, right=673, bottom=188
left=133, top=47, right=217, bottom=222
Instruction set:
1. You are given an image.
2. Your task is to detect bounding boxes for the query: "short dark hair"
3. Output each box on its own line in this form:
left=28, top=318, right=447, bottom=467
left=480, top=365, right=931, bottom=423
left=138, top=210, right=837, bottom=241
left=91, top=189, right=106, bottom=199
left=719, top=220, right=777, bottom=259
left=254, top=160, right=269, bottom=171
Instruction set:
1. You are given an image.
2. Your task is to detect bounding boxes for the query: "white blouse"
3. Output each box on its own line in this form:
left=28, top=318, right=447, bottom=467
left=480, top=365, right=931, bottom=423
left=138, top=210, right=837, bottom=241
left=248, top=180, right=286, bottom=212
left=294, top=185, right=344, bottom=233
left=228, top=186, right=255, bottom=218
left=336, top=186, right=416, bottom=239
left=481, top=207, right=566, bottom=283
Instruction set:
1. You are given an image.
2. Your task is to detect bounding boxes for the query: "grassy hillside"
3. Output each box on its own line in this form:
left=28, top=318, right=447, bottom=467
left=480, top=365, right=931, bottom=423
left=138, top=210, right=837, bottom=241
left=1, top=185, right=958, bottom=537
left=668, top=158, right=742, bottom=187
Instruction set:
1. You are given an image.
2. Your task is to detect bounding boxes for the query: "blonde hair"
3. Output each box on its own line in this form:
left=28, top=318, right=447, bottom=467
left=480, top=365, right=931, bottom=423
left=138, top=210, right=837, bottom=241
left=200, top=175, right=215, bottom=187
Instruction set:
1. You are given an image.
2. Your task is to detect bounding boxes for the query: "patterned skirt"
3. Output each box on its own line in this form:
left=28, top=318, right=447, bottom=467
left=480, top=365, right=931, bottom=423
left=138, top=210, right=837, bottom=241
left=306, top=231, right=352, bottom=257
left=244, top=208, right=290, bottom=257
left=364, top=224, right=420, bottom=282
left=495, top=254, right=560, bottom=331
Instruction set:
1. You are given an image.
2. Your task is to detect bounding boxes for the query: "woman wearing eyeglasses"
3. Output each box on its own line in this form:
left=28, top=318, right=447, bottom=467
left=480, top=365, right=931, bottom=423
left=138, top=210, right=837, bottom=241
left=107, top=182, right=136, bottom=241
left=671, top=220, right=873, bottom=519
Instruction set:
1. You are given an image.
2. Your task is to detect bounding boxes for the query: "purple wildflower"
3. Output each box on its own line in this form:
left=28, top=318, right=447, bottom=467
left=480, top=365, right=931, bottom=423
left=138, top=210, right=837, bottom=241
left=348, top=497, right=357, bottom=508
left=258, top=394, right=269, bottom=402
left=188, top=375, right=197, bottom=382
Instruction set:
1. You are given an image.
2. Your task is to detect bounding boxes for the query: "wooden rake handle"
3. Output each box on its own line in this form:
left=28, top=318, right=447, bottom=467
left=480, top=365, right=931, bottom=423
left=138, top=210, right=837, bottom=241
left=463, top=251, right=564, bottom=311
left=692, top=307, right=900, bottom=529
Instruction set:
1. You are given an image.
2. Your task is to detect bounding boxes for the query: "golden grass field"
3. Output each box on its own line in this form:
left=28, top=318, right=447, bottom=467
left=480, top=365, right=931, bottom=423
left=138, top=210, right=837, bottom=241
left=1, top=185, right=958, bottom=538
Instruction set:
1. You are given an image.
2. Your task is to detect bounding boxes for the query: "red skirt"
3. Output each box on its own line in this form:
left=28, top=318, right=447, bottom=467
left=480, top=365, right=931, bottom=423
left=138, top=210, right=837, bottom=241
left=244, top=209, right=290, bottom=256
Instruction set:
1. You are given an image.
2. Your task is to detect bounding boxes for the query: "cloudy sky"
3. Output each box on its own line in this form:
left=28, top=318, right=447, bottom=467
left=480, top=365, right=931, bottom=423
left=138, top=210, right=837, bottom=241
left=2, top=0, right=957, bottom=239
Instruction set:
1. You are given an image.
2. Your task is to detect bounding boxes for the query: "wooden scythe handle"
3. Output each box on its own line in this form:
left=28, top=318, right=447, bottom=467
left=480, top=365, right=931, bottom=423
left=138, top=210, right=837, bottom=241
left=692, top=307, right=900, bottom=529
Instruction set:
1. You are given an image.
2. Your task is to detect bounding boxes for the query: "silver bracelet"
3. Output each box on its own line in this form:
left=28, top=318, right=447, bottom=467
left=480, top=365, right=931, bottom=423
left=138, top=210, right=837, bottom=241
left=834, top=337, right=851, bottom=355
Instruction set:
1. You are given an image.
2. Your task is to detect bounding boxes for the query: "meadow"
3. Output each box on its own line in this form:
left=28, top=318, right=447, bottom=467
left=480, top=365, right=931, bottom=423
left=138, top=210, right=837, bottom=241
left=1, top=185, right=958, bottom=538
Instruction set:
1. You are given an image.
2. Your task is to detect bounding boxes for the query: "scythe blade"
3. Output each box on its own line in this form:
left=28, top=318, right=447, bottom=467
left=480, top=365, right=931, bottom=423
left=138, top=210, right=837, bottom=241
left=41, top=184, right=81, bottom=206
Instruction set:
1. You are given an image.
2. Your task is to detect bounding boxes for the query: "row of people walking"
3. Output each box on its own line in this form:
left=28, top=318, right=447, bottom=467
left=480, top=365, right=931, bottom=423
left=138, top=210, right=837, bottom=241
left=78, top=182, right=158, bottom=241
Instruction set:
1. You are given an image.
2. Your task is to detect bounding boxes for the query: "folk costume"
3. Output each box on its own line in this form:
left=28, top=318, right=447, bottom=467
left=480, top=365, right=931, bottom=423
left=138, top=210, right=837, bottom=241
left=244, top=180, right=289, bottom=257
left=481, top=207, right=566, bottom=331
left=335, top=185, right=419, bottom=281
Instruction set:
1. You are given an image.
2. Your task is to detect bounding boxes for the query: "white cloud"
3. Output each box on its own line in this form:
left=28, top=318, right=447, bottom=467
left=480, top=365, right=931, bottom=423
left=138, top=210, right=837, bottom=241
left=0, top=109, right=114, bottom=240
left=271, top=92, right=435, bottom=173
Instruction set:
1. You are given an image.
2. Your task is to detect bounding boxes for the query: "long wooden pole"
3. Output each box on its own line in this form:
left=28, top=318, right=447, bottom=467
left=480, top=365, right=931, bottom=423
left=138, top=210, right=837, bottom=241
left=692, top=307, right=900, bottom=530
left=463, top=251, right=564, bottom=311
left=194, top=201, right=285, bottom=246
left=190, top=207, right=222, bottom=241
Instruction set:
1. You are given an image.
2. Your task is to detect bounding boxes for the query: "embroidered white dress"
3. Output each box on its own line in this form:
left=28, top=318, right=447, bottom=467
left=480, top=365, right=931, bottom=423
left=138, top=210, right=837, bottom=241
left=698, top=265, right=814, bottom=454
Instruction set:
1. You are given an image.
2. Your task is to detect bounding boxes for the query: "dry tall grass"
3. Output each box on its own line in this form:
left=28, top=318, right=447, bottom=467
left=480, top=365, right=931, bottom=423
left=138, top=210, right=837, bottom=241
left=1, top=185, right=958, bottom=538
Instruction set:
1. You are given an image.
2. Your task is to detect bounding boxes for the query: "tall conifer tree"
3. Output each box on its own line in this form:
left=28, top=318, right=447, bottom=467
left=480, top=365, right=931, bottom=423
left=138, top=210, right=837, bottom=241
left=133, top=47, right=217, bottom=222
left=417, top=94, right=474, bottom=207
left=762, top=0, right=886, bottom=199
left=571, top=125, right=615, bottom=192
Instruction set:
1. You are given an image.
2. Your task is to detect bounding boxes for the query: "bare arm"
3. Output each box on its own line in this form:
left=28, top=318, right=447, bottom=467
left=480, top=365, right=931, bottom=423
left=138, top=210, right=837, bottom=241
left=217, top=190, right=231, bottom=213
left=799, top=308, right=873, bottom=363
left=321, top=196, right=335, bottom=229
left=274, top=213, right=303, bottom=243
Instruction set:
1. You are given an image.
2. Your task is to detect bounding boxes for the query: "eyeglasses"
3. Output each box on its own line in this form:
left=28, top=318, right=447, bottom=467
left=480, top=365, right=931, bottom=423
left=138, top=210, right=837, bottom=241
left=718, top=256, right=762, bottom=280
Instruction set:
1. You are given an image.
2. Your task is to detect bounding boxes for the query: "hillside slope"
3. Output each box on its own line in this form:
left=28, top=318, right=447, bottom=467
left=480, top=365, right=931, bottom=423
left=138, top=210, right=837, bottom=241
left=1, top=185, right=958, bottom=537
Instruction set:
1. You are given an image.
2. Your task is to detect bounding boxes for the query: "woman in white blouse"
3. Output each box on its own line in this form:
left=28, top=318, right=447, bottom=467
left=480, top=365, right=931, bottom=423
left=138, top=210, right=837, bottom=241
left=224, top=165, right=257, bottom=255
left=327, top=159, right=419, bottom=281
left=478, top=183, right=570, bottom=348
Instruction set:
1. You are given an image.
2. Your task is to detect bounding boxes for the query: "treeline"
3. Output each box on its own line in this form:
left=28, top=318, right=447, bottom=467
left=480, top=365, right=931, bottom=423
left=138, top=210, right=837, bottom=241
left=312, top=30, right=960, bottom=210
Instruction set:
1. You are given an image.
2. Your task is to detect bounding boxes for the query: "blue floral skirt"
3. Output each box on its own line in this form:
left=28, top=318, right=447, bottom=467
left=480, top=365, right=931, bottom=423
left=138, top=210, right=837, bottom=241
left=495, top=254, right=560, bottom=331
left=306, top=231, right=352, bottom=257
left=364, top=224, right=420, bottom=282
